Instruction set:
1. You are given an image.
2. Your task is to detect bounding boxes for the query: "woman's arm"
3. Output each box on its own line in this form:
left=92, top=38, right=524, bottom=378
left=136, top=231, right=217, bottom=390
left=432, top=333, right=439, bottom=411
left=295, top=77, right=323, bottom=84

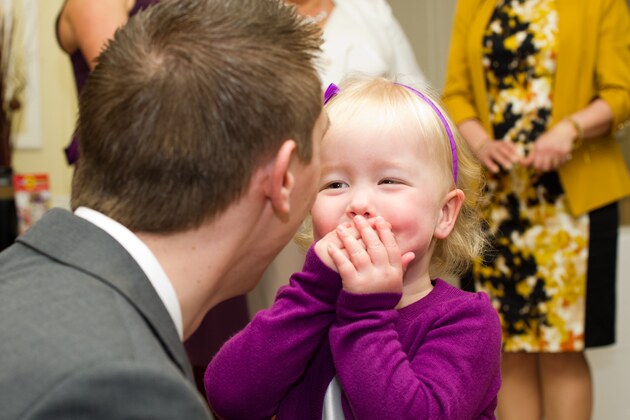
left=593, top=0, right=630, bottom=132
left=442, top=0, right=521, bottom=173
left=522, top=0, right=630, bottom=172
left=522, top=99, right=614, bottom=172
left=442, top=0, right=486, bottom=124
left=58, top=0, right=131, bottom=69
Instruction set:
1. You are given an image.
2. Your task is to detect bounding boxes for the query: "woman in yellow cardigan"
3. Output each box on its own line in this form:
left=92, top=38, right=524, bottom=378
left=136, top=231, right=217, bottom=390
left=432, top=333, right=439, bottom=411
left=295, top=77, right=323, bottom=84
left=443, top=0, right=630, bottom=418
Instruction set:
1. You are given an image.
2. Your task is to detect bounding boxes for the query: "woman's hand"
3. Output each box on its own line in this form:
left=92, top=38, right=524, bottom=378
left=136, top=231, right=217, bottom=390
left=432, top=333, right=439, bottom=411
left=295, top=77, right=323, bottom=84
left=326, top=215, right=415, bottom=294
left=521, top=120, right=575, bottom=172
left=474, top=138, right=520, bottom=173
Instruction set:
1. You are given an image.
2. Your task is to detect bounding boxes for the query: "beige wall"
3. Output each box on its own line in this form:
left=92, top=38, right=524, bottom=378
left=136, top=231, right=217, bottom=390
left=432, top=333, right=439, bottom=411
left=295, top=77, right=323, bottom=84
left=388, top=0, right=457, bottom=91
left=12, top=0, right=75, bottom=209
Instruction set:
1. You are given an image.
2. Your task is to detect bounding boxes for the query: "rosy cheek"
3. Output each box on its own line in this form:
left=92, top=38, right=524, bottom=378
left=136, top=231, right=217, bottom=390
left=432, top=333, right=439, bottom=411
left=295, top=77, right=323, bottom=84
left=312, top=193, right=354, bottom=240
left=387, top=215, right=421, bottom=247
left=312, top=217, right=332, bottom=241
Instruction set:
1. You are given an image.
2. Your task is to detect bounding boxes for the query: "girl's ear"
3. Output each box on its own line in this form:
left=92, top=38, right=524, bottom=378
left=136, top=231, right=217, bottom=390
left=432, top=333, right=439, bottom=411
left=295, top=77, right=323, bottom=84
left=434, top=189, right=465, bottom=239
left=266, top=140, right=297, bottom=217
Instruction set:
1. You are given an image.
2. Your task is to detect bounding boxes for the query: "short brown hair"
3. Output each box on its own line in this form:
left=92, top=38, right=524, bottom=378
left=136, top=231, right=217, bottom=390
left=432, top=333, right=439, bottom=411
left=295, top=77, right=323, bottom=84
left=72, top=0, right=323, bottom=232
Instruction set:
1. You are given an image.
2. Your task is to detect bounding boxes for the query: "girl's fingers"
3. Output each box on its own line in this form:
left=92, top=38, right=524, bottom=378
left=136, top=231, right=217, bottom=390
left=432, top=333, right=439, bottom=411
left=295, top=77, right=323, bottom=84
left=333, top=215, right=404, bottom=274
left=352, top=215, right=390, bottom=267
left=336, top=223, right=372, bottom=270
left=332, top=216, right=407, bottom=295
left=373, top=216, right=401, bottom=267
left=327, top=242, right=357, bottom=279
left=401, top=251, right=416, bottom=272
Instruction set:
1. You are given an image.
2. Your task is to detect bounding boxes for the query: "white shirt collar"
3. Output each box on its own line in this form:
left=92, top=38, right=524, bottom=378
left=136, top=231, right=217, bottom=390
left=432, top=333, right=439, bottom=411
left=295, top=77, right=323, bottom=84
left=75, top=206, right=184, bottom=340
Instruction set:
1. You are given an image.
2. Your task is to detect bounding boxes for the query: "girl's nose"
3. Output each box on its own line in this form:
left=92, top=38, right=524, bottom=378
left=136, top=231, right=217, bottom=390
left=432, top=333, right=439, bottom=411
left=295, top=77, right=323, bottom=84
left=346, top=190, right=375, bottom=219
left=349, top=209, right=372, bottom=218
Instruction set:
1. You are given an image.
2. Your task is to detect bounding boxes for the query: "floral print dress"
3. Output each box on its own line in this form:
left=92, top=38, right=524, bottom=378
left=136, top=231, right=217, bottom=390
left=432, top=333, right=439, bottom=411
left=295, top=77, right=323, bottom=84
left=475, top=0, right=589, bottom=352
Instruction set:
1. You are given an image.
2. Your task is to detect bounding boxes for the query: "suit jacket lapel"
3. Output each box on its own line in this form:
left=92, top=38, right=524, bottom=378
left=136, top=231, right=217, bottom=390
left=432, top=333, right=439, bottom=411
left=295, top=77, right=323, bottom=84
left=18, top=209, right=194, bottom=380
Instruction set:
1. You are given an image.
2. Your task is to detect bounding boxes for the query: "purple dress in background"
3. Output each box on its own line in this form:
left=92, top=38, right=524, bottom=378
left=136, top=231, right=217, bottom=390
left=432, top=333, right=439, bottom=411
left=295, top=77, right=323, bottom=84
left=56, top=0, right=159, bottom=165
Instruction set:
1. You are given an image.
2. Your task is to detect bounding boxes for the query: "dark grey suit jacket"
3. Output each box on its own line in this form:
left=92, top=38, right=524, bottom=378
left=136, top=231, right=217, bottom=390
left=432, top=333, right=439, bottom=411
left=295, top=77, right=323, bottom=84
left=0, top=209, right=213, bottom=419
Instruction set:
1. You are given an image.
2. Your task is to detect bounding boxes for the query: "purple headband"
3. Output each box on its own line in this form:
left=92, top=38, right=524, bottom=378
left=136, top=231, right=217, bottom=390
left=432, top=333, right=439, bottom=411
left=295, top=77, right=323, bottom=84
left=323, top=82, right=458, bottom=183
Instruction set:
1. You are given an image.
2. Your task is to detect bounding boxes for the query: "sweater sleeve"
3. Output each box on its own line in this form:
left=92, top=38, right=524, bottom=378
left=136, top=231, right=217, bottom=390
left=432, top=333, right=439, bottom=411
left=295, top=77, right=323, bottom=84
left=595, top=0, right=630, bottom=131
left=330, top=290, right=502, bottom=419
left=441, top=0, right=485, bottom=124
left=204, top=245, right=341, bottom=419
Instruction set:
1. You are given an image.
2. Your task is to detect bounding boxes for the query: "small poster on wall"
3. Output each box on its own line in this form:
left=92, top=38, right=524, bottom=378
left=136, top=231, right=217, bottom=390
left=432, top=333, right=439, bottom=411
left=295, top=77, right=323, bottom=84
left=13, top=173, right=50, bottom=235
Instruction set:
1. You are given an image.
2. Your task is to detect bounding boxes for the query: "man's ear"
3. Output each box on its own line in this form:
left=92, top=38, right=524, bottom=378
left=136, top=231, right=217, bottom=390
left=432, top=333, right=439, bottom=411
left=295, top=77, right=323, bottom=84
left=434, top=189, right=465, bottom=239
left=266, top=139, right=297, bottom=217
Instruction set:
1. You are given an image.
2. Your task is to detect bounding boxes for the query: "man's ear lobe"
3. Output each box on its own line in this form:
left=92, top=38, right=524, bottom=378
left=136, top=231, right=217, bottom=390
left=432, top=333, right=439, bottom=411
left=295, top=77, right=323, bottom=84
left=267, top=140, right=297, bottom=216
left=434, top=189, right=465, bottom=239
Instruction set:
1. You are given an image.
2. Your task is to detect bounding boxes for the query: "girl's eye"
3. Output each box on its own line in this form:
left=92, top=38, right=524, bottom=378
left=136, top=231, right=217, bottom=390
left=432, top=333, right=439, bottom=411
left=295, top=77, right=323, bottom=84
left=379, top=179, right=398, bottom=185
left=324, top=181, right=348, bottom=190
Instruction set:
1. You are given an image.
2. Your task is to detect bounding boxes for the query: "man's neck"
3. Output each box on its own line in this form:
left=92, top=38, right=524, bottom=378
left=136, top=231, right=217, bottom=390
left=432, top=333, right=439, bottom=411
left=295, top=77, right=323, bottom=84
left=137, top=195, right=290, bottom=340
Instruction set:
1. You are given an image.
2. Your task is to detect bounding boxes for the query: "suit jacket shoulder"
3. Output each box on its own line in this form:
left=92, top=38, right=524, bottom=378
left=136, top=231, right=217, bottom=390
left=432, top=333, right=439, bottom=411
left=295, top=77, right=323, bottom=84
left=0, top=209, right=210, bottom=418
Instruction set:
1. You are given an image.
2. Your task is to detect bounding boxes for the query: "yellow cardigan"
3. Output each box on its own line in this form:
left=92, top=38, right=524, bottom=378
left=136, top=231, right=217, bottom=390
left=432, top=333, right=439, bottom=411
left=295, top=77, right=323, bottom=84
left=442, top=0, right=630, bottom=216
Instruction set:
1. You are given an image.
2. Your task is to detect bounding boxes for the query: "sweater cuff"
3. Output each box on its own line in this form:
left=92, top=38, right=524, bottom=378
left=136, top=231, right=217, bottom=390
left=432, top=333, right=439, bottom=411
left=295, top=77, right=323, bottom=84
left=302, top=243, right=338, bottom=278
left=288, top=244, right=342, bottom=303
left=335, top=290, right=401, bottom=323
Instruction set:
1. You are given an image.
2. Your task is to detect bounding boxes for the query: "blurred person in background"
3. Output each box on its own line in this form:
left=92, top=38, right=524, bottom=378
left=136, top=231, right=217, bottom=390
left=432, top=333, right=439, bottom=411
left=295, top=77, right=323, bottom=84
left=56, top=0, right=159, bottom=165
left=286, top=0, right=426, bottom=87
left=443, top=0, right=630, bottom=419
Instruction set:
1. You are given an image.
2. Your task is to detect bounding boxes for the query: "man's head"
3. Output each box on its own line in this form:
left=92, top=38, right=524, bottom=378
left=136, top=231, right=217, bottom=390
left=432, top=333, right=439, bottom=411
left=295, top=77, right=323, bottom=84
left=72, top=0, right=323, bottom=233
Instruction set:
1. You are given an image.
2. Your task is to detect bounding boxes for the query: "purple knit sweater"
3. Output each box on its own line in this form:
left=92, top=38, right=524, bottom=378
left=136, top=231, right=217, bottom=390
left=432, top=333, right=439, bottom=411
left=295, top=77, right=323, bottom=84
left=205, top=247, right=501, bottom=419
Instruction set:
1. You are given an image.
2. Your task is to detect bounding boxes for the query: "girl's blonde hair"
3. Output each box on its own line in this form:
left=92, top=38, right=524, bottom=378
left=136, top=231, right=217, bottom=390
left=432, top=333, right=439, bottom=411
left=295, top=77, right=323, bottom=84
left=297, top=76, right=486, bottom=281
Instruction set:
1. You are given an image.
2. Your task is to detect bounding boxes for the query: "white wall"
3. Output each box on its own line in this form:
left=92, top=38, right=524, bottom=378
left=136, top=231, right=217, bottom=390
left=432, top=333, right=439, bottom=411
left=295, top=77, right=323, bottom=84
left=587, top=226, right=630, bottom=419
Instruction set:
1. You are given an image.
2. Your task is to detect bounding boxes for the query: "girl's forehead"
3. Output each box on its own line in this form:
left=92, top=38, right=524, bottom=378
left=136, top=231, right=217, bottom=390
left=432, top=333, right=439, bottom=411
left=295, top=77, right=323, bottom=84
left=324, top=93, right=449, bottom=152
left=325, top=109, right=432, bottom=150
left=328, top=96, right=435, bottom=133
left=323, top=105, right=449, bottom=175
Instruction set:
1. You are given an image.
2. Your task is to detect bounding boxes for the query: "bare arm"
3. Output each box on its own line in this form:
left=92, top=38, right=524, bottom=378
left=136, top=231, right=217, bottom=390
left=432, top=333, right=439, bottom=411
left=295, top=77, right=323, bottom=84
left=522, top=99, right=613, bottom=172
left=58, top=0, right=131, bottom=70
left=567, top=98, right=614, bottom=139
